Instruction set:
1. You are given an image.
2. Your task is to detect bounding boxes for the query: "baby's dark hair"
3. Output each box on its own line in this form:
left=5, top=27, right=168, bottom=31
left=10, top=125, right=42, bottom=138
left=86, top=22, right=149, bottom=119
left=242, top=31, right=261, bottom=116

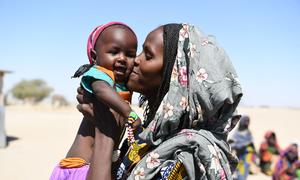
left=140, top=23, right=182, bottom=126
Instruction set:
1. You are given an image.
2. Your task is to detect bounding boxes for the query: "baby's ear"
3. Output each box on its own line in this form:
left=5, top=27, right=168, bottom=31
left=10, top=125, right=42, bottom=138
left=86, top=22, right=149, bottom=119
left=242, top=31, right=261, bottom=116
left=91, top=49, right=97, bottom=63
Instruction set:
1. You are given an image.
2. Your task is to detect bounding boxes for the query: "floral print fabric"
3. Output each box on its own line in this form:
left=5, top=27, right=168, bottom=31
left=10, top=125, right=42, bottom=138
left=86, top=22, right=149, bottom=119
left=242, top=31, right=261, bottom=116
left=126, top=24, right=242, bottom=179
left=129, top=130, right=237, bottom=180
left=139, top=24, right=242, bottom=145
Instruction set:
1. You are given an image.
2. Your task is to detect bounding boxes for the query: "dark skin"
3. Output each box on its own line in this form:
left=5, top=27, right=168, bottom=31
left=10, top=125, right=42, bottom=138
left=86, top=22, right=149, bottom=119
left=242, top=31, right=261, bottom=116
left=77, top=26, right=164, bottom=119
left=278, top=144, right=299, bottom=177
left=86, top=96, right=121, bottom=180
left=91, top=25, right=137, bottom=119
left=77, top=26, right=164, bottom=114
left=91, top=26, right=142, bottom=131
left=67, top=89, right=95, bottom=162
left=238, top=119, right=249, bottom=131
left=66, top=116, right=94, bottom=163
left=267, top=134, right=276, bottom=146
left=68, top=88, right=119, bottom=179
left=66, top=25, right=140, bottom=179
left=127, top=27, right=164, bottom=107
left=77, top=27, right=165, bottom=180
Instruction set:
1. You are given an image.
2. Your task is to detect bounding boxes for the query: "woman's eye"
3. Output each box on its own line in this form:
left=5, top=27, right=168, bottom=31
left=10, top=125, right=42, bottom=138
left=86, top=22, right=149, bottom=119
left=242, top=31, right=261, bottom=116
left=145, top=53, right=152, bottom=60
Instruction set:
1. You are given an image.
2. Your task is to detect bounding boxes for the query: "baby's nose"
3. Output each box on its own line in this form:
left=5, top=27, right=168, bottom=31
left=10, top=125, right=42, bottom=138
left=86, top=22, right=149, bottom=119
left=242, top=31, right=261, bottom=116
left=117, top=53, right=127, bottom=63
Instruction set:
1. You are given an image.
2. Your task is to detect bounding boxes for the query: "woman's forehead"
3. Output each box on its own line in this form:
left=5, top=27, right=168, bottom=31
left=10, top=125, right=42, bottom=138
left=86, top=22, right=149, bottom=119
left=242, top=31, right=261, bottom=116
left=147, top=26, right=163, bottom=39
left=143, top=27, right=163, bottom=49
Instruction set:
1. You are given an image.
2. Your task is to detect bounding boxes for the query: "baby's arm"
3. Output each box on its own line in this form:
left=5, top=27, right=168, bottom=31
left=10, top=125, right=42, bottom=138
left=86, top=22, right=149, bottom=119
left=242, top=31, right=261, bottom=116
left=91, top=80, right=140, bottom=127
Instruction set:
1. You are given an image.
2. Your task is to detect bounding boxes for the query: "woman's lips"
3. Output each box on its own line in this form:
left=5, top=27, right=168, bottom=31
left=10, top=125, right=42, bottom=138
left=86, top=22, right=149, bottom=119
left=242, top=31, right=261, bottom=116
left=129, top=70, right=139, bottom=79
left=132, top=70, right=139, bottom=75
left=131, top=68, right=139, bottom=75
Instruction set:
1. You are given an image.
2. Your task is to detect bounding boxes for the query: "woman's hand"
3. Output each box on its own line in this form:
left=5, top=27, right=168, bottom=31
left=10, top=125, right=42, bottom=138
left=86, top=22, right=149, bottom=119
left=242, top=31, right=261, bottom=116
left=76, top=86, right=94, bottom=118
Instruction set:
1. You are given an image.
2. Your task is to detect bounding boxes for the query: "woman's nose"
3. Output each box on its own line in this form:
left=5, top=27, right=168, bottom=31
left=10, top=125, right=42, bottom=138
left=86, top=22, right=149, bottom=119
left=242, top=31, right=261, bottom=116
left=134, top=53, right=141, bottom=66
left=134, top=56, right=140, bottom=66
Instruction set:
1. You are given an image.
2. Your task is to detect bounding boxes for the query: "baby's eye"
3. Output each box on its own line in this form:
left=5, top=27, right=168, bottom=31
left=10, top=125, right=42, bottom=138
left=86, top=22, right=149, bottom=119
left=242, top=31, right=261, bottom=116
left=109, top=49, right=119, bottom=55
left=127, top=52, right=136, bottom=58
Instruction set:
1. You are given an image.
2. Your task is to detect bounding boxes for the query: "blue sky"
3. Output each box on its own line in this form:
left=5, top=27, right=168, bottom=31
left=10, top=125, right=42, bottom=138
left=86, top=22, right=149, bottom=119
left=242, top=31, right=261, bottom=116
left=0, top=0, right=300, bottom=107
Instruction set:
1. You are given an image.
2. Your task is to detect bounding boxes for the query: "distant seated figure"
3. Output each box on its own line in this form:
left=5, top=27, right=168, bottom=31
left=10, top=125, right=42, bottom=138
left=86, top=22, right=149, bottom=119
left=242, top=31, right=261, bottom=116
left=273, top=143, right=300, bottom=180
left=228, top=115, right=259, bottom=180
left=259, top=131, right=281, bottom=175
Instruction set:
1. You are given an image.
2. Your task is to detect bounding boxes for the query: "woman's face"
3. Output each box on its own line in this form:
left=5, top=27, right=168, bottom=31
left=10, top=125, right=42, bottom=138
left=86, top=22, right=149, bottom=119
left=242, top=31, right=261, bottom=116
left=287, top=144, right=298, bottom=161
left=127, top=27, right=164, bottom=97
left=267, top=134, right=276, bottom=145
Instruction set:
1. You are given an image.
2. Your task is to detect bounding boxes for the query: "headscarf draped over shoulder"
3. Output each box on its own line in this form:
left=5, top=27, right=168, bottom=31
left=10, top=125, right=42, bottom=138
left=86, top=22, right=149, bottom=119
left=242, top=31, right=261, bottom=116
left=140, top=23, right=242, bottom=145
left=129, top=23, right=242, bottom=180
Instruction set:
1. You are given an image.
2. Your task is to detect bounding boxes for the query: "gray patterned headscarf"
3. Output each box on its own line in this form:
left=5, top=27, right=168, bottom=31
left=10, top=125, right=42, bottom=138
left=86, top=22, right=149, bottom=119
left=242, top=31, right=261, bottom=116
left=128, top=24, right=242, bottom=180
left=140, top=23, right=242, bottom=145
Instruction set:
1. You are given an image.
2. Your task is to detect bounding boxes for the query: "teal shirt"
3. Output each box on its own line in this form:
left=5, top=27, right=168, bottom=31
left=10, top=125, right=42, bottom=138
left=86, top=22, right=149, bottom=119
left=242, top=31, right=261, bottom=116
left=81, top=66, right=128, bottom=94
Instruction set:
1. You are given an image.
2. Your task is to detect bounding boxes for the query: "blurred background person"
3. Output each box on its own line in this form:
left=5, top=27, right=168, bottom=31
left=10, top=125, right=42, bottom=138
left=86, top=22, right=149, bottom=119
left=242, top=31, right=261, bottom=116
left=259, top=130, right=281, bottom=176
left=229, top=115, right=259, bottom=180
left=273, top=143, right=299, bottom=180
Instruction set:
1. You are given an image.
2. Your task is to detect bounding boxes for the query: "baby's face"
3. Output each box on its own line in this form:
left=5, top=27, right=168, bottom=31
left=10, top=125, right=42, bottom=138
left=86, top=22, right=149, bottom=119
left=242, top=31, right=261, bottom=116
left=95, top=25, right=137, bottom=83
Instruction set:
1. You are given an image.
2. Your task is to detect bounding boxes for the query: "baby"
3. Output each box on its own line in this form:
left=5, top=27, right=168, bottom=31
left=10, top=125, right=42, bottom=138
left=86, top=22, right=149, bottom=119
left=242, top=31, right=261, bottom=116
left=50, top=22, right=140, bottom=180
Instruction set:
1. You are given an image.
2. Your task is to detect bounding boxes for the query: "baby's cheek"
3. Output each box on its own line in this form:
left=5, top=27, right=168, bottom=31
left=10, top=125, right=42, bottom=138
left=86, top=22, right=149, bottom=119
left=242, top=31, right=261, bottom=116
left=128, top=59, right=135, bottom=69
left=127, top=63, right=134, bottom=74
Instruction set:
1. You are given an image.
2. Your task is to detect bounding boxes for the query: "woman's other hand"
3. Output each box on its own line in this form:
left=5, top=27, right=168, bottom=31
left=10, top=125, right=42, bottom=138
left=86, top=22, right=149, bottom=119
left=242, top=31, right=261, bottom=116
left=76, top=86, right=94, bottom=118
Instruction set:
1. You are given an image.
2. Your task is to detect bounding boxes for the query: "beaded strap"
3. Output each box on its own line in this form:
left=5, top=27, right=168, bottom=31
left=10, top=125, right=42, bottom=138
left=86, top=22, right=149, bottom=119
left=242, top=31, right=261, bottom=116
left=126, top=111, right=139, bottom=145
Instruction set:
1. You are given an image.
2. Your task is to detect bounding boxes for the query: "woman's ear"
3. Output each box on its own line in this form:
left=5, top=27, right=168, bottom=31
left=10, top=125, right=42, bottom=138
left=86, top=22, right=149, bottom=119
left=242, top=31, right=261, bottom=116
left=91, top=49, right=97, bottom=64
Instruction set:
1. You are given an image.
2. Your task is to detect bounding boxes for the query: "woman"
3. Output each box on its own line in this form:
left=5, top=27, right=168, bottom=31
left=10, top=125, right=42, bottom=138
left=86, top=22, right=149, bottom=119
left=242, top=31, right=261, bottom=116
left=259, top=131, right=281, bottom=175
left=78, top=23, right=243, bottom=179
left=273, top=143, right=300, bottom=180
left=228, top=115, right=259, bottom=180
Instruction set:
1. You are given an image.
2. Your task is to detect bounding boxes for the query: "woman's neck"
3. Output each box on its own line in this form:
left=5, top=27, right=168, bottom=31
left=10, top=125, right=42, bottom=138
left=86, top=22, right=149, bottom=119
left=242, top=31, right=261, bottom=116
left=145, top=96, right=155, bottom=109
left=146, top=92, right=159, bottom=110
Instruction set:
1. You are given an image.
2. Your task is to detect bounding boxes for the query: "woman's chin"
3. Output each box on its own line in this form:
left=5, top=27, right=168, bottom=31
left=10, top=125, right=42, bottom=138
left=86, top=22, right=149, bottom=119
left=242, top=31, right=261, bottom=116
left=126, top=79, right=137, bottom=91
left=127, top=78, right=144, bottom=94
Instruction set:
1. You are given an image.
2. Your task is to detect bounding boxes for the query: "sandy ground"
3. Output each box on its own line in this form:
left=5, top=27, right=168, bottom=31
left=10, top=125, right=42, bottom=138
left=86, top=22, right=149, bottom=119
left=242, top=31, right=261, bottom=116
left=0, top=105, right=299, bottom=180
